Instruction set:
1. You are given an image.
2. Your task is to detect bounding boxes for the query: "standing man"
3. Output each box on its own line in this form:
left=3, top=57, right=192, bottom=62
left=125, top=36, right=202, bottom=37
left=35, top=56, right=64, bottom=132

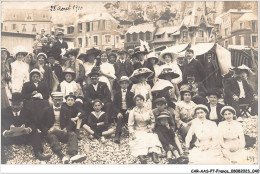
left=52, top=31, right=68, bottom=61
left=39, top=92, right=86, bottom=164
left=183, top=48, right=206, bottom=84
left=82, top=71, right=113, bottom=123
left=1, top=93, right=51, bottom=164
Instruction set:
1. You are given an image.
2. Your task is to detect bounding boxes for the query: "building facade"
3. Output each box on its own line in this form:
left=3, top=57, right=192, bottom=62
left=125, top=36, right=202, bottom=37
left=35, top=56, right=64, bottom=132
left=2, top=9, right=52, bottom=35
left=124, top=23, right=157, bottom=50
left=216, top=10, right=258, bottom=48
left=73, top=13, right=123, bottom=52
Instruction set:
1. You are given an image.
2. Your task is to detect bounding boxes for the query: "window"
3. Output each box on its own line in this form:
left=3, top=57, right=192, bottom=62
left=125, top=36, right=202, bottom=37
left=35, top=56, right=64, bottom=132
left=78, top=23, right=82, bottom=33
left=139, top=32, right=144, bottom=40
left=224, top=28, right=228, bottom=36
left=198, top=30, right=204, bottom=37
left=78, top=38, right=82, bottom=47
left=86, top=22, right=90, bottom=32
left=225, top=40, right=228, bottom=48
left=13, top=14, right=16, bottom=18
left=252, top=36, right=257, bottom=47
left=105, top=21, right=111, bottom=30
left=93, top=21, right=99, bottom=31
left=26, top=13, right=33, bottom=21
left=116, top=36, right=119, bottom=44
left=126, top=33, right=131, bottom=42
left=86, top=37, right=89, bottom=47
left=67, top=27, right=74, bottom=34
left=42, top=14, right=47, bottom=19
left=146, top=32, right=151, bottom=40
left=12, top=24, right=16, bottom=30
left=240, top=36, right=244, bottom=45
left=94, top=36, right=98, bottom=45
left=32, top=24, right=37, bottom=32
left=133, top=33, right=138, bottom=42
left=168, top=34, right=172, bottom=38
left=240, top=22, right=243, bottom=29
left=157, top=35, right=162, bottom=39
left=22, top=24, right=27, bottom=32
left=182, top=31, right=188, bottom=39
left=252, top=21, right=256, bottom=32
left=105, top=35, right=111, bottom=45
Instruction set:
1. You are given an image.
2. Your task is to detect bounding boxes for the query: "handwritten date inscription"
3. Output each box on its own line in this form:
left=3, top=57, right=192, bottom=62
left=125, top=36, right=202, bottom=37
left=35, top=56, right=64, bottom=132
left=50, top=5, right=83, bottom=12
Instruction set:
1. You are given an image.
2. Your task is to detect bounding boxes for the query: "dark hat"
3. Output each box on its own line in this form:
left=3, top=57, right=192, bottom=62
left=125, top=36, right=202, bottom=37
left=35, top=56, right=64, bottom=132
left=105, top=47, right=112, bottom=51
left=1, top=48, right=10, bottom=57
left=65, top=92, right=76, bottom=100
left=132, top=46, right=149, bottom=57
left=89, top=70, right=100, bottom=78
left=206, top=89, right=221, bottom=98
left=9, top=93, right=24, bottom=103
left=118, top=48, right=127, bottom=54
left=130, top=68, right=154, bottom=81
left=56, top=31, right=64, bottom=36
left=64, top=48, right=80, bottom=57
left=85, top=48, right=101, bottom=61
left=158, top=68, right=180, bottom=80
left=186, top=48, right=194, bottom=54
left=154, top=97, right=167, bottom=105
left=78, top=53, right=87, bottom=61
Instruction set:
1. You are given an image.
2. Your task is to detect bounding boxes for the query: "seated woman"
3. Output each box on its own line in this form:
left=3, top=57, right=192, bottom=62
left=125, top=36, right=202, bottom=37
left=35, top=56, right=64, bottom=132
left=185, top=104, right=225, bottom=164
left=98, top=51, right=116, bottom=92
left=218, top=106, right=247, bottom=164
left=175, top=84, right=197, bottom=143
left=21, top=69, right=50, bottom=123
left=128, top=95, right=162, bottom=164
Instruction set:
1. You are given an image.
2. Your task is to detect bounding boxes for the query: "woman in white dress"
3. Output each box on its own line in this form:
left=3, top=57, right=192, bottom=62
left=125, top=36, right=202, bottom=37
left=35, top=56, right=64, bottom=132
left=130, top=68, right=153, bottom=109
left=146, top=52, right=160, bottom=84
left=218, top=106, right=248, bottom=164
left=185, top=104, right=226, bottom=164
left=98, top=51, right=116, bottom=91
left=128, top=95, right=162, bottom=164
left=159, top=52, right=182, bottom=84
left=11, top=46, right=29, bottom=93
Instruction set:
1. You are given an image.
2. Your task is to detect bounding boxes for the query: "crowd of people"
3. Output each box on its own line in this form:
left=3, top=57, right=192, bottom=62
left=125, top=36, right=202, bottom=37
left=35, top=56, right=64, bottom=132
left=1, top=31, right=258, bottom=164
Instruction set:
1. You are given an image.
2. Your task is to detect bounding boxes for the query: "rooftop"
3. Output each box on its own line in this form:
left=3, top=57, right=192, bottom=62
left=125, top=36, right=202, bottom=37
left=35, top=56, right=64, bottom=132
left=77, top=13, right=119, bottom=23
left=126, top=23, right=156, bottom=34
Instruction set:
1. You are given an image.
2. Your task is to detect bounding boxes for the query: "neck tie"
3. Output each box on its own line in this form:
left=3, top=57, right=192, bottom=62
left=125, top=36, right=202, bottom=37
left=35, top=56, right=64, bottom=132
left=123, top=90, right=126, bottom=92
left=15, top=112, right=18, bottom=117
left=54, top=107, right=61, bottom=111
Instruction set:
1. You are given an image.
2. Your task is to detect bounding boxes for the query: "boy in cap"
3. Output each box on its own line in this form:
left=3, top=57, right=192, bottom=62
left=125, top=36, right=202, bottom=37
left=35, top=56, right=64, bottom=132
left=39, top=92, right=86, bottom=164
left=155, top=112, right=188, bottom=164
left=113, top=76, right=135, bottom=144
left=1, top=93, right=51, bottom=164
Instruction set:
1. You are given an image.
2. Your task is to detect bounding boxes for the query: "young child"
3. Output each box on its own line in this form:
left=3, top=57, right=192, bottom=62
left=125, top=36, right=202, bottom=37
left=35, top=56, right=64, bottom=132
left=155, top=112, right=188, bottom=164
left=113, top=76, right=135, bottom=144
left=62, top=92, right=86, bottom=140
left=83, top=99, right=115, bottom=143
left=58, top=68, right=83, bottom=102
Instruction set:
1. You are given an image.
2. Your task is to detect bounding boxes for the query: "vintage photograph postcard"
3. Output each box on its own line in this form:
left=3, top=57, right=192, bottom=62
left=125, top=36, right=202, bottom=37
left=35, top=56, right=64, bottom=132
left=1, top=1, right=258, bottom=172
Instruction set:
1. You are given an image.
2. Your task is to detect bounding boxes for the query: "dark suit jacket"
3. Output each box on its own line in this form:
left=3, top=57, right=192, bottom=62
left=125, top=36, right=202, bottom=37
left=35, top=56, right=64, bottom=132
left=113, top=89, right=135, bottom=114
left=21, top=81, right=49, bottom=100
left=224, top=77, right=255, bottom=104
left=114, top=60, right=134, bottom=78
left=50, top=63, right=63, bottom=82
left=39, top=106, right=72, bottom=135
left=206, top=103, right=224, bottom=125
left=183, top=58, right=206, bottom=83
left=1, top=107, right=36, bottom=134
left=52, top=40, right=68, bottom=60
left=83, top=82, right=111, bottom=104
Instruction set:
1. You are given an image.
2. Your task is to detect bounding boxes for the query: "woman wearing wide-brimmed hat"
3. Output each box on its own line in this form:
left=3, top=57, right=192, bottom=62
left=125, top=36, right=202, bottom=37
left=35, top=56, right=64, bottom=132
left=185, top=104, right=226, bottom=164
left=64, top=48, right=85, bottom=85
left=130, top=68, right=154, bottom=109
left=218, top=106, right=248, bottom=164
left=145, top=52, right=160, bottom=87
left=1, top=48, right=11, bottom=108
left=175, top=84, right=197, bottom=143
left=11, top=46, right=30, bottom=93
left=159, top=51, right=183, bottom=84
left=83, top=47, right=101, bottom=85
left=158, top=68, right=181, bottom=103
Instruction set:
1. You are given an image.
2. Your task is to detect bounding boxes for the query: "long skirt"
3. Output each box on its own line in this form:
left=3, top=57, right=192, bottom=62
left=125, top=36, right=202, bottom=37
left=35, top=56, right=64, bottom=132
left=1, top=86, right=10, bottom=109
left=189, top=146, right=227, bottom=164
left=222, top=140, right=249, bottom=164
left=129, top=130, right=162, bottom=157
